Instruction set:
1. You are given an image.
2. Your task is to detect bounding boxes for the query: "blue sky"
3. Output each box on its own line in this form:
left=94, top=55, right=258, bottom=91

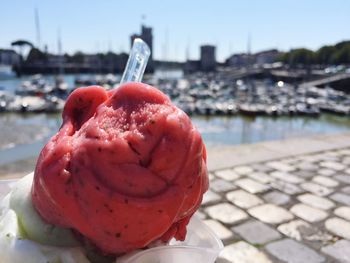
left=1, top=0, right=349, bottom=62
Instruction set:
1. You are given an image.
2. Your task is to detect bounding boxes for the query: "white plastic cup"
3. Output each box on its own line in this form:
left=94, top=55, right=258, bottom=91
left=118, top=215, right=224, bottom=263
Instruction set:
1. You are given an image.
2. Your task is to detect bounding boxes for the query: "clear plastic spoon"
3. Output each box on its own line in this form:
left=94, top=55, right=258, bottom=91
left=120, top=38, right=151, bottom=85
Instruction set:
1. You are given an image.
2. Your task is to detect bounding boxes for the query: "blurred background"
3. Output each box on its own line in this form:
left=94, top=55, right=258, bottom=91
left=1, top=0, right=350, bottom=175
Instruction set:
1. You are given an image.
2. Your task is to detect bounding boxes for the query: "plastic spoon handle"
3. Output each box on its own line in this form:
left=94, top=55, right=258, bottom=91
left=120, top=38, right=151, bottom=84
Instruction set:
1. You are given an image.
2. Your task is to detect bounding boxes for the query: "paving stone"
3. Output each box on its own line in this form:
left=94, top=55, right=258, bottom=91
left=330, top=193, right=350, bottom=206
left=202, top=190, right=221, bottom=205
left=321, top=239, right=350, bottom=263
left=312, top=153, right=329, bottom=160
left=232, top=220, right=281, bottom=244
left=334, top=151, right=348, bottom=158
left=270, top=171, right=304, bottom=184
left=204, top=219, right=234, bottom=242
left=319, top=154, right=340, bottom=162
left=301, top=182, right=333, bottom=196
left=215, top=169, right=241, bottom=181
left=280, top=157, right=299, bottom=164
left=194, top=210, right=206, bottom=220
left=248, top=204, right=294, bottom=224
left=266, top=238, right=325, bottom=263
left=219, top=241, right=272, bottom=263
left=226, top=189, right=263, bottom=209
left=234, top=178, right=270, bottom=194
left=335, top=174, right=350, bottom=184
left=300, top=154, right=322, bottom=163
left=312, top=176, right=339, bottom=188
left=266, top=161, right=296, bottom=172
left=330, top=151, right=344, bottom=158
left=342, top=157, right=350, bottom=165
left=334, top=206, right=350, bottom=221
left=247, top=172, right=274, bottom=184
left=318, top=169, right=336, bottom=177
left=324, top=151, right=341, bottom=158
left=263, top=191, right=291, bottom=205
left=339, top=149, right=350, bottom=155
left=345, top=168, right=350, bottom=175
left=278, top=220, right=332, bottom=243
left=325, top=217, right=350, bottom=239
left=293, top=170, right=315, bottom=179
left=342, top=186, right=350, bottom=194
left=297, top=162, right=319, bottom=171
left=297, top=193, right=335, bottom=210
left=342, top=149, right=350, bottom=156
left=205, top=203, right=248, bottom=225
left=327, top=151, right=343, bottom=157
left=290, top=203, right=328, bottom=223
left=210, top=179, right=237, bottom=193
left=331, top=150, right=345, bottom=156
left=321, top=150, right=340, bottom=157
left=270, top=180, right=304, bottom=195
left=233, top=166, right=254, bottom=175
left=320, top=161, right=345, bottom=171
left=208, top=173, right=215, bottom=181
left=250, top=163, right=274, bottom=173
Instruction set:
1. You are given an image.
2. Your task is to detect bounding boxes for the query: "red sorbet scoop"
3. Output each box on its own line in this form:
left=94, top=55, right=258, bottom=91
left=32, top=83, right=208, bottom=255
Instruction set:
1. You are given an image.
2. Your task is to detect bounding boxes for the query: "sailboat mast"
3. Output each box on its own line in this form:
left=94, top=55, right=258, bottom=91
left=35, top=8, right=41, bottom=50
left=57, top=28, right=64, bottom=75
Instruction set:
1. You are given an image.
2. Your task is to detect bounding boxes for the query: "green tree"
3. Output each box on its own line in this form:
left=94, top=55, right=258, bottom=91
left=71, top=51, right=85, bottom=63
left=332, top=45, right=350, bottom=64
left=63, top=53, right=71, bottom=63
left=277, top=52, right=288, bottom=63
left=315, top=46, right=335, bottom=65
left=334, top=41, right=350, bottom=50
left=287, top=48, right=315, bottom=66
left=269, top=40, right=350, bottom=66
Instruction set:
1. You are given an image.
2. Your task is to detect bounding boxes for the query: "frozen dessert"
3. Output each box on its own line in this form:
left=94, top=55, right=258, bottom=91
left=31, top=82, right=208, bottom=255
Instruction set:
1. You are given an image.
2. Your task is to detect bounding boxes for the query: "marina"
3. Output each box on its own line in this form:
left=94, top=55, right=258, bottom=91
left=1, top=70, right=350, bottom=164
left=1, top=71, right=350, bottom=116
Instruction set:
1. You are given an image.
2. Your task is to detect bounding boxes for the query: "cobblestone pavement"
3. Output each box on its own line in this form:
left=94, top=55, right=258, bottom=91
left=199, top=148, right=350, bottom=263
left=1, top=133, right=350, bottom=262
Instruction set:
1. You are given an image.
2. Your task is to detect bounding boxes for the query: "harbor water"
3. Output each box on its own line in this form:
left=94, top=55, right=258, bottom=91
left=1, top=111, right=350, bottom=165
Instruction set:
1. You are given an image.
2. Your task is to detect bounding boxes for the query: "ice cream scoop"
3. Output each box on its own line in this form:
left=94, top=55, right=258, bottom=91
left=31, top=82, right=208, bottom=255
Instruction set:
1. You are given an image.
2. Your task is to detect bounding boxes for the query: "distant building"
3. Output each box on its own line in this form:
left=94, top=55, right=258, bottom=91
left=200, top=45, right=216, bottom=71
left=114, top=53, right=129, bottom=72
left=184, top=60, right=200, bottom=73
left=83, top=54, right=101, bottom=66
left=47, top=54, right=66, bottom=66
left=0, top=49, right=20, bottom=66
left=226, top=53, right=251, bottom=68
left=255, top=49, right=280, bottom=65
left=130, top=24, right=153, bottom=71
left=81, top=53, right=128, bottom=73
left=226, top=49, right=281, bottom=68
